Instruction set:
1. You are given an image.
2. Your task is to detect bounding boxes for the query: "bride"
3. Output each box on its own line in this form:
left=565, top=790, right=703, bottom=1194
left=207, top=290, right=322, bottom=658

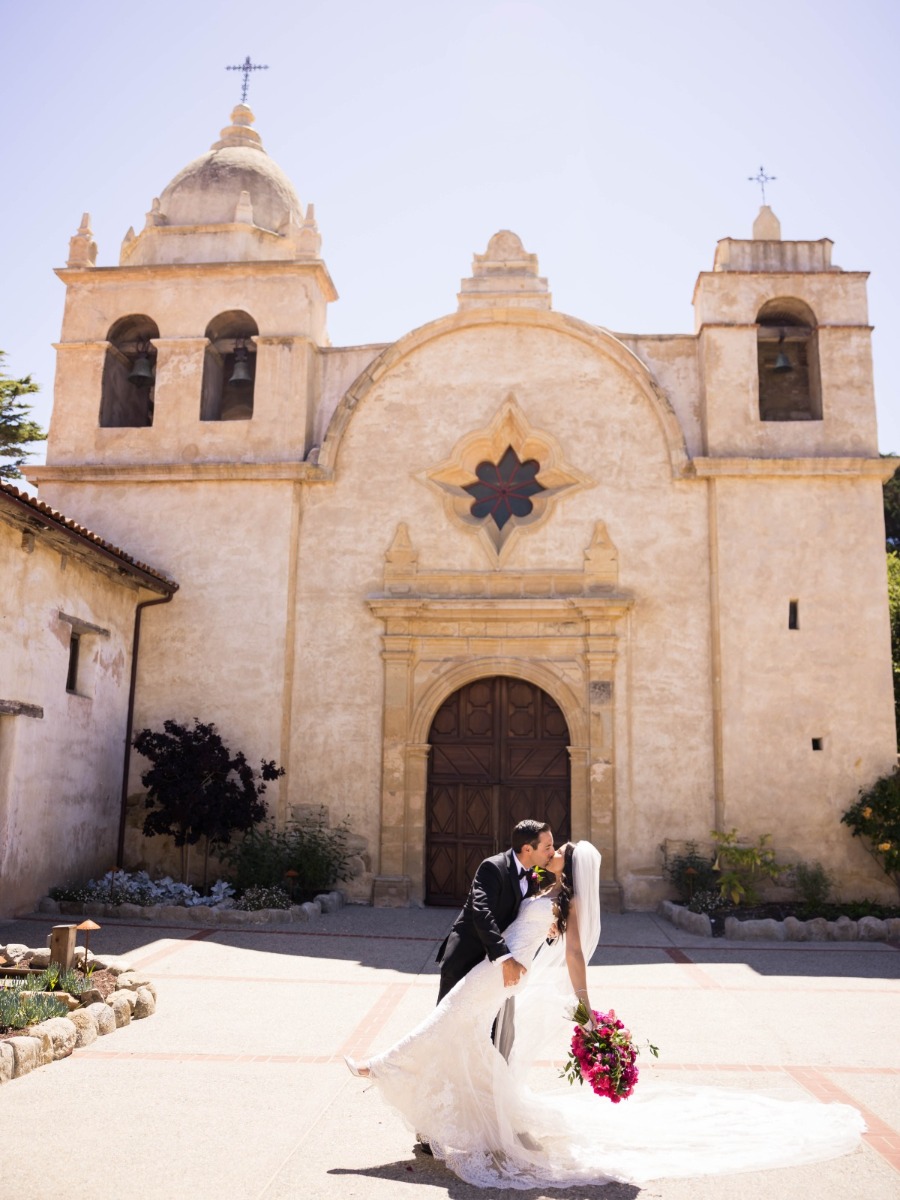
left=345, top=841, right=865, bottom=1189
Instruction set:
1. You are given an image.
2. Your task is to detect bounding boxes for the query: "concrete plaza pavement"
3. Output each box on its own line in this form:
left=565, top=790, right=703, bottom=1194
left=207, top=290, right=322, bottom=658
left=0, top=906, right=897, bottom=1200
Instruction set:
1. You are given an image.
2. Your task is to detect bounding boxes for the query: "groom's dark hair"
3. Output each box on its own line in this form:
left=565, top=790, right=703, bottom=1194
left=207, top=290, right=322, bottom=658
left=511, top=819, right=551, bottom=854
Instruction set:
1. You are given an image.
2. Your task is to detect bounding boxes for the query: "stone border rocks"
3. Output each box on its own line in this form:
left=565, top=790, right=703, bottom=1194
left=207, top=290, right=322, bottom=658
left=657, top=900, right=900, bottom=942
left=0, top=942, right=157, bottom=1086
left=37, top=890, right=346, bottom=927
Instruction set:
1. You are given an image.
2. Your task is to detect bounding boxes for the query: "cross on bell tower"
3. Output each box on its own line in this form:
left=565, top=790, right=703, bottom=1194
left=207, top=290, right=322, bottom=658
left=226, top=55, right=269, bottom=104
left=748, top=165, right=776, bottom=206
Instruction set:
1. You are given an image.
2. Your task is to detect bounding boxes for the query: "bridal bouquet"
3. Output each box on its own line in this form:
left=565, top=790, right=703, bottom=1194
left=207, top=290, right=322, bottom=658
left=559, top=1001, right=658, bottom=1102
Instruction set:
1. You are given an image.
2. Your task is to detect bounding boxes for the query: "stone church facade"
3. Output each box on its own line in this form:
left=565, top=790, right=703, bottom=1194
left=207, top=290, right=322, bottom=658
left=26, top=104, right=897, bottom=910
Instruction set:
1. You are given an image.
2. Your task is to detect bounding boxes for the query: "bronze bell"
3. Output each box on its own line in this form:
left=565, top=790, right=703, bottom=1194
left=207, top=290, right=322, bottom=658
left=228, top=343, right=254, bottom=388
left=128, top=351, right=155, bottom=388
left=772, top=332, right=793, bottom=374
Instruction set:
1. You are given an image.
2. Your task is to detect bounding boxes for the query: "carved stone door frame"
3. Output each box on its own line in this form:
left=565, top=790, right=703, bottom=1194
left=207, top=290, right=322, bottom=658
left=367, top=523, right=632, bottom=907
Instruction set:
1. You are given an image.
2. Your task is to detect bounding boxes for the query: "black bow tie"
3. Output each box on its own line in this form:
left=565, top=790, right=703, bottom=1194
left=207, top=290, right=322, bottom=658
left=518, top=868, right=530, bottom=879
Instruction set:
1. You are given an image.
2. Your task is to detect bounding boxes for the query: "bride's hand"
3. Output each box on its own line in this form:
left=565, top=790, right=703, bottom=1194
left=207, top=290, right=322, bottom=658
left=502, top=958, right=527, bottom=987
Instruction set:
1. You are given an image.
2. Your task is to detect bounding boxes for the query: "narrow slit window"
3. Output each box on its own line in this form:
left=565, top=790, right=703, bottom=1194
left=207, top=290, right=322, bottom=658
left=66, top=632, right=81, bottom=693
left=788, top=600, right=799, bottom=630
left=811, top=738, right=823, bottom=751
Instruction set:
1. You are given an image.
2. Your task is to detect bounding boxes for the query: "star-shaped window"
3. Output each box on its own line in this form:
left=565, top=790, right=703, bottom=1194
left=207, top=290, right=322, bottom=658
left=462, top=446, right=545, bottom=530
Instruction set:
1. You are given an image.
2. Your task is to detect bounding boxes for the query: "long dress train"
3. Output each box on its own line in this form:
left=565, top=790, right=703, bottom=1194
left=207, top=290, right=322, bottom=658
left=366, top=893, right=865, bottom=1190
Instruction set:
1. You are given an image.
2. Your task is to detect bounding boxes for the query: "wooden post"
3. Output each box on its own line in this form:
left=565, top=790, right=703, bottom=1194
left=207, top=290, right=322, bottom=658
left=49, top=925, right=77, bottom=970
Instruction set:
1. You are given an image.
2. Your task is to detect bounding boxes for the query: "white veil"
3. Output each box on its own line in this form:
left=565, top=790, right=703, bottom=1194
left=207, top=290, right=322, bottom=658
left=570, top=840, right=602, bottom=964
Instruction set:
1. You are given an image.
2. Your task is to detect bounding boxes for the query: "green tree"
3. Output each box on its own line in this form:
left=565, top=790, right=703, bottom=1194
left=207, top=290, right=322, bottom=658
left=884, top=460, right=900, bottom=551
left=0, top=350, right=45, bottom=481
left=133, top=718, right=284, bottom=887
left=888, top=550, right=900, bottom=746
left=883, top=460, right=900, bottom=747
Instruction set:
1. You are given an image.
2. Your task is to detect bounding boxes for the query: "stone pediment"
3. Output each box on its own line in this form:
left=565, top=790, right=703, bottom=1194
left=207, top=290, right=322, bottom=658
left=379, top=519, right=622, bottom=601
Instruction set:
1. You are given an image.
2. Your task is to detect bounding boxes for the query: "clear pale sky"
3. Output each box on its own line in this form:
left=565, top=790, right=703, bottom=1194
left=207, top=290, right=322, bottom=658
left=3, top=0, right=898, bottom=470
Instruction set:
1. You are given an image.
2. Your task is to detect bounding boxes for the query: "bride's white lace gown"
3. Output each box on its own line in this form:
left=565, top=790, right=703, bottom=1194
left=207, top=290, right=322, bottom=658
left=367, top=894, right=865, bottom=1190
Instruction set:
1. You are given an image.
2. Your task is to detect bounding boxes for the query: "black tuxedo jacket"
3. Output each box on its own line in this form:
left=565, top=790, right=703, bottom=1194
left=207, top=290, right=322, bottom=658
left=436, top=849, right=530, bottom=1001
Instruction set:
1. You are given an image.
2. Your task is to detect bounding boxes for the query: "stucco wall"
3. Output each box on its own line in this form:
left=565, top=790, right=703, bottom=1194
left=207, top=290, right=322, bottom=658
left=292, top=319, right=718, bottom=900
left=712, top=473, right=897, bottom=897
left=0, top=520, right=145, bottom=915
left=37, top=479, right=296, bottom=825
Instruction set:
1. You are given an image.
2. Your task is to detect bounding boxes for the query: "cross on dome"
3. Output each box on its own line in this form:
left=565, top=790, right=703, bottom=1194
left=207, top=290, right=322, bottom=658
left=226, top=55, right=269, bottom=104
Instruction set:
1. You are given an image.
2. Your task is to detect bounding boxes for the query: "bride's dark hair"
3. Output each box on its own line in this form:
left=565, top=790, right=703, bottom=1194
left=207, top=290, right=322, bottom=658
left=554, top=842, right=576, bottom=935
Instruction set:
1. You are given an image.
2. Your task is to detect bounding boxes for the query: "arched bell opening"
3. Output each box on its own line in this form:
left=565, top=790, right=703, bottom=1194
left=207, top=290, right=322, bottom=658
left=425, top=675, right=572, bottom=906
left=757, top=297, right=821, bottom=421
left=99, top=314, right=159, bottom=427
left=200, top=310, right=259, bottom=421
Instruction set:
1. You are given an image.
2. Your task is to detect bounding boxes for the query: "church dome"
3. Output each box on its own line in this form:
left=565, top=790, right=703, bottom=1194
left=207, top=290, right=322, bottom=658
left=119, top=105, right=322, bottom=266
left=158, top=105, right=302, bottom=233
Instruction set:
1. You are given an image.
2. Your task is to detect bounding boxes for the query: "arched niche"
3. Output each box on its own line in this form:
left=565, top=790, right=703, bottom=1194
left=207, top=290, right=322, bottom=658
left=200, top=310, right=259, bottom=421
left=757, top=297, right=821, bottom=422
left=99, top=314, right=159, bottom=427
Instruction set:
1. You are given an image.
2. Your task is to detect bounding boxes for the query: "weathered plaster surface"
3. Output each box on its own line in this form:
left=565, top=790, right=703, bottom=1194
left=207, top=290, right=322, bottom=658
left=0, top=521, right=148, bottom=914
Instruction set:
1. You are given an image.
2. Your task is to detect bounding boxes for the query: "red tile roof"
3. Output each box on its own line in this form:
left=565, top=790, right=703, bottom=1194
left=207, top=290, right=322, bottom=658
left=0, top=481, right=177, bottom=593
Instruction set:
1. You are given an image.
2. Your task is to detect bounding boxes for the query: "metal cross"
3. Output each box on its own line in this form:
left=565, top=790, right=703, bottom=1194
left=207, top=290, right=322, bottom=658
left=226, top=56, right=269, bottom=104
left=748, top=165, right=776, bottom=205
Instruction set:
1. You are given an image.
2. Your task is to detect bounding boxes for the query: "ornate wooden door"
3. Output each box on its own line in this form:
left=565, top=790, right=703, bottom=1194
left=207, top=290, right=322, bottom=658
left=425, top=676, right=571, bottom=905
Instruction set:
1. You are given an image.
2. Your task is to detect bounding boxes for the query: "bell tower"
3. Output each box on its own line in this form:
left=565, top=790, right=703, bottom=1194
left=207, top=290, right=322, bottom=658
left=693, top=205, right=877, bottom=459
left=43, top=104, right=337, bottom=471
left=692, top=208, right=893, bottom=842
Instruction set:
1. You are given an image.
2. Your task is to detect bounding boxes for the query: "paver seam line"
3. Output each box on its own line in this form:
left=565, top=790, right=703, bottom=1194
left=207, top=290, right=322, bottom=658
left=784, top=1065, right=900, bottom=1172
left=69, top=1050, right=900, bottom=1075
left=128, top=926, right=217, bottom=968
left=251, top=1062, right=365, bottom=1200
left=337, top=980, right=416, bottom=1059
left=663, top=947, right=722, bottom=988
left=146, top=970, right=900, bottom=993
left=249, top=979, right=424, bottom=1200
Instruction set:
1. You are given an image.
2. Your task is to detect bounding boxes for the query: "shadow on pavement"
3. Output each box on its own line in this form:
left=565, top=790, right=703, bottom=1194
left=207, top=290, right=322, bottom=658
left=328, top=1156, right=642, bottom=1199
left=4, top=909, right=898, bottom=980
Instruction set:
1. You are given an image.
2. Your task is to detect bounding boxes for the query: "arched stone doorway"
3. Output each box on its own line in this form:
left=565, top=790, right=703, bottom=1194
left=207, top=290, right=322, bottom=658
left=425, top=675, right=571, bottom=906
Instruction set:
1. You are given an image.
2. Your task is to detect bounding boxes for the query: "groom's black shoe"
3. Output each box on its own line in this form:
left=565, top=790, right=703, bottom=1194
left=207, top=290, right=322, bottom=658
left=415, top=1140, right=434, bottom=1157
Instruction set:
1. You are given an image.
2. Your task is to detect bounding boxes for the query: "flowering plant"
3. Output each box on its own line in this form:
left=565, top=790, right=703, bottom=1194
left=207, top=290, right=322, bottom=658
left=842, top=774, right=900, bottom=897
left=50, top=870, right=236, bottom=908
left=559, top=1000, right=658, bottom=1102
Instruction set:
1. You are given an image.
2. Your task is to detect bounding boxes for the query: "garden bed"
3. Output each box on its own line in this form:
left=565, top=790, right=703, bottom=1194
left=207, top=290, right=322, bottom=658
left=0, top=941, right=157, bottom=1085
left=658, top=899, right=900, bottom=941
left=38, top=888, right=346, bottom=926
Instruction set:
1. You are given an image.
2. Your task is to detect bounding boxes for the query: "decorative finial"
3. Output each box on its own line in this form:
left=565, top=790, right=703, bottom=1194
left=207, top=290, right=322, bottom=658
left=67, top=212, right=97, bottom=268
left=748, top=165, right=776, bottom=206
left=226, top=55, right=269, bottom=104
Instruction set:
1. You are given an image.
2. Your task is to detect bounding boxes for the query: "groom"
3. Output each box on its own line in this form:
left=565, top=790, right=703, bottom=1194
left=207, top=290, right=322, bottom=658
left=436, top=819, right=555, bottom=1004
